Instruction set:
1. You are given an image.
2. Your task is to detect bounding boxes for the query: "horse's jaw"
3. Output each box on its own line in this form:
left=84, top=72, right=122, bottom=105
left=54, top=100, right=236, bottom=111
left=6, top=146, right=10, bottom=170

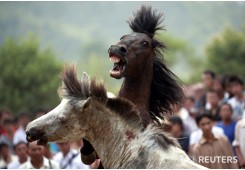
left=26, top=99, right=88, bottom=145
left=109, top=57, right=127, bottom=79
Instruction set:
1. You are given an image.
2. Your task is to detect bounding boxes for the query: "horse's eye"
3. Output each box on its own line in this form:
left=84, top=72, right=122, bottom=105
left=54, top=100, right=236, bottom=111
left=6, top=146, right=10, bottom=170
left=142, top=41, right=149, bottom=47
left=120, top=35, right=126, bottom=40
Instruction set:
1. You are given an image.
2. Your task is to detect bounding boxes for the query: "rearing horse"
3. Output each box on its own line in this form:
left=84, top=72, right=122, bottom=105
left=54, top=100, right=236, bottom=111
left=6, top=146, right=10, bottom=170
left=108, top=5, right=184, bottom=125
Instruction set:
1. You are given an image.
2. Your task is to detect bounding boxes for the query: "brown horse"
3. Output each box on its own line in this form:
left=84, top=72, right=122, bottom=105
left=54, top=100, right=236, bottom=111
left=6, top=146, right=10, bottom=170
left=109, top=5, right=184, bottom=125
left=25, top=66, right=204, bottom=169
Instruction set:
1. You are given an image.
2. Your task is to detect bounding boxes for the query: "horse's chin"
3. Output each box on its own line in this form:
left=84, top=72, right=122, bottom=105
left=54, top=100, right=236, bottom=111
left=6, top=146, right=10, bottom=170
left=109, top=54, right=127, bottom=79
left=110, top=63, right=126, bottom=79
left=110, top=70, right=123, bottom=79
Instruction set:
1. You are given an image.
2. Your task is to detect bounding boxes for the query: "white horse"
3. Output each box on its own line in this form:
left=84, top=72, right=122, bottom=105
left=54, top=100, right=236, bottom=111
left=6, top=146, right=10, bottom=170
left=26, top=65, right=205, bottom=169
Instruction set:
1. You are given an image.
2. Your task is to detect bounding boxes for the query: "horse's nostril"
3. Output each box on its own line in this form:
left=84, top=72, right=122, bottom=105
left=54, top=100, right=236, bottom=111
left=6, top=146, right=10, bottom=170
left=26, top=128, right=42, bottom=142
left=26, top=131, right=32, bottom=141
left=120, top=46, right=127, bottom=53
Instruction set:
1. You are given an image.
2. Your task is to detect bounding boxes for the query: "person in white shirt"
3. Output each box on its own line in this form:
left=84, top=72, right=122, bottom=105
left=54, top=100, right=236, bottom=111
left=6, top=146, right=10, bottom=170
left=13, top=113, right=30, bottom=145
left=178, top=96, right=198, bottom=136
left=227, top=75, right=245, bottom=121
left=0, top=142, right=17, bottom=169
left=19, top=141, right=59, bottom=169
left=53, top=142, right=90, bottom=169
left=233, top=118, right=245, bottom=168
left=7, top=141, right=29, bottom=169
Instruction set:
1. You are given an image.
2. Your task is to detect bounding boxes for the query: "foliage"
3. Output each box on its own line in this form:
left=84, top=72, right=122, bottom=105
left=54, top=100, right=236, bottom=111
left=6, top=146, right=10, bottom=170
left=1, top=2, right=245, bottom=61
left=157, top=33, right=205, bottom=84
left=0, top=36, right=63, bottom=115
left=205, top=26, right=245, bottom=81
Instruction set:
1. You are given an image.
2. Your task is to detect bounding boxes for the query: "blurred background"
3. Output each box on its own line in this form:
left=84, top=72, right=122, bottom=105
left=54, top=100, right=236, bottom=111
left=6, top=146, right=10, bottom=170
left=0, top=1, right=245, bottom=115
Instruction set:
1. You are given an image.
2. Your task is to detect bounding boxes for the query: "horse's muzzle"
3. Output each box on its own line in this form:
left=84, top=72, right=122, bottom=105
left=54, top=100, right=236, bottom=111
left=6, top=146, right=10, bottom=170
left=26, top=127, right=47, bottom=144
left=108, top=45, right=127, bottom=56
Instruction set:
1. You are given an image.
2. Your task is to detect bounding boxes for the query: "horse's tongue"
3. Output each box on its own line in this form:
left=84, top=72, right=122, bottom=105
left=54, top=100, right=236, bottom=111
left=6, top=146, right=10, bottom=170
left=113, top=64, right=117, bottom=70
left=113, top=63, right=120, bottom=71
left=110, top=63, right=122, bottom=77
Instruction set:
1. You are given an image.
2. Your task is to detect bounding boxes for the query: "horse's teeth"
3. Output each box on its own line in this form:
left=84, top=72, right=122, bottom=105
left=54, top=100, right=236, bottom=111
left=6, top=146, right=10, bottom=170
left=110, top=56, right=120, bottom=63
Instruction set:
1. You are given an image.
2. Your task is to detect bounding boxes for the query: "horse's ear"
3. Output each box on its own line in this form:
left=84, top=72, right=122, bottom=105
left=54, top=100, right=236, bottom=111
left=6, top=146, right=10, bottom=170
left=82, top=97, right=92, bottom=111
left=81, top=72, right=91, bottom=96
left=81, top=72, right=90, bottom=83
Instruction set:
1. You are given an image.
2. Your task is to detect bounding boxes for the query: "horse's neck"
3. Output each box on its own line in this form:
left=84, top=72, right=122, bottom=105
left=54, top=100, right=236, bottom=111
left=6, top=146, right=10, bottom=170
left=85, top=104, right=140, bottom=168
left=119, top=63, right=153, bottom=125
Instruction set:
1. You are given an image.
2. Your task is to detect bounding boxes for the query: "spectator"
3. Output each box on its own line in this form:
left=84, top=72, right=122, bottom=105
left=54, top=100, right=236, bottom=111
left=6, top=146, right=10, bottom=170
left=178, top=96, right=198, bottom=136
left=43, top=144, right=54, bottom=160
left=189, top=120, right=224, bottom=153
left=7, top=141, right=29, bottom=169
left=199, top=70, right=216, bottom=110
left=0, top=108, right=13, bottom=135
left=70, top=140, right=84, bottom=151
left=0, top=142, right=17, bottom=169
left=13, top=112, right=30, bottom=145
left=192, top=113, right=238, bottom=169
left=19, top=140, right=59, bottom=169
left=169, top=115, right=189, bottom=154
left=227, top=75, right=245, bottom=121
left=53, top=142, right=90, bottom=169
left=220, top=75, right=233, bottom=99
left=214, top=76, right=230, bottom=103
left=216, top=103, right=236, bottom=144
left=0, top=119, right=15, bottom=153
left=233, top=118, right=245, bottom=168
left=205, top=89, right=222, bottom=122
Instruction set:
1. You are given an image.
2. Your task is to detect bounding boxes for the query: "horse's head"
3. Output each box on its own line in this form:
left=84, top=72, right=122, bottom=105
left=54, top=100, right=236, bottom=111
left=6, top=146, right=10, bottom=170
left=25, top=65, right=107, bottom=145
left=26, top=97, right=92, bottom=145
left=108, top=5, right=165, bottom=79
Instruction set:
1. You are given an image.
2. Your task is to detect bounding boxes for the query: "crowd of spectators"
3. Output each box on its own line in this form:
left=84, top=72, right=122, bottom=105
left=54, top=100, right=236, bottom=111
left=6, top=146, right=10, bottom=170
left=0, top=70, right=244, bottom=169
left=169, top=70, right=245, bottom=169
left=0, top=108, right=99, bottom=169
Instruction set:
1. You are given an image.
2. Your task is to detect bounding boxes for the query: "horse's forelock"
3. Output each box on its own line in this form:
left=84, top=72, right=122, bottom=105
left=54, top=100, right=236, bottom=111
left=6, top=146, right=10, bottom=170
left=58, top=65, right=108, bottom=102
left=59, top=65, right=84, bottom=99
left=128, top=5, right=164, bottom=38
left=90, top=78, right=107, bottom=102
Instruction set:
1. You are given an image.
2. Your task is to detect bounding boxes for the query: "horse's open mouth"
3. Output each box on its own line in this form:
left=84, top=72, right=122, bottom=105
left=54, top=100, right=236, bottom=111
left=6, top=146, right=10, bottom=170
left=109, top=55, right=127, bottom=79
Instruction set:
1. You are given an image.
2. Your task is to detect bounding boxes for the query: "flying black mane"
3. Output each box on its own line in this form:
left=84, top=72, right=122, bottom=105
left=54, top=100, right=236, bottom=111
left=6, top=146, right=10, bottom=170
left=129, top=5, right=185, bottom=122
left=128, top=5, right=164, bottom=38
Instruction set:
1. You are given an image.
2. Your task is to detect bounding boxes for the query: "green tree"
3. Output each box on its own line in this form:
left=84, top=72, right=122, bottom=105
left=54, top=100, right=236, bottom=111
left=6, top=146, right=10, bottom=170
left=205, top=26, right=245, bottom=81
left=0, top=36, right=63, bottom=115
left=157, top=33, right=204, bottom=84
